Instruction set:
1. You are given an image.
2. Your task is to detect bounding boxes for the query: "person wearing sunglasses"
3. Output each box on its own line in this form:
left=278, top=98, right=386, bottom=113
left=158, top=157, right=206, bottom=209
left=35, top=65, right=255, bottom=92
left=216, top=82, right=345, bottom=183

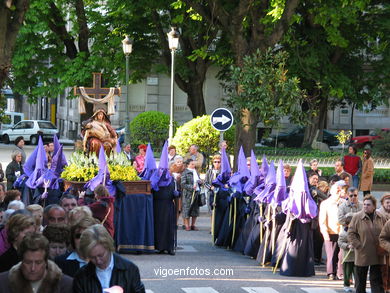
left=55, top=216, right=98, bottom=277
left=338, top=187, right=362, bottom=228
left=337, top=188, right=362, bottom=292
left=360, top=149, right=374, bottom=196
left=204, top=155, right=222, bottom=217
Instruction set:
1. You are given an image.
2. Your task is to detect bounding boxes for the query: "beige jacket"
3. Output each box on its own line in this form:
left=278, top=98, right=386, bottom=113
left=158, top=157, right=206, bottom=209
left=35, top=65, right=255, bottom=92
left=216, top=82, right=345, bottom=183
left=338, top=229, right=355, bottom=263
left=360, top=157, right=374, bottom=191
left=348, top=210, right=387, bottom=266
left=319, top=196, right=342, bottom=239
left=379, top=219, right=390, bottom=253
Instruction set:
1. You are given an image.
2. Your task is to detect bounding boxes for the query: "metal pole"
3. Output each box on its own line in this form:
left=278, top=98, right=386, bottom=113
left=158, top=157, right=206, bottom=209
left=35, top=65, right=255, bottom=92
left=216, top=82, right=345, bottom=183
left=219, top=131, right=224, bottom=143
left=125, top=54, right=130, bottom=144
left=168, top=49, right=175, bottom=145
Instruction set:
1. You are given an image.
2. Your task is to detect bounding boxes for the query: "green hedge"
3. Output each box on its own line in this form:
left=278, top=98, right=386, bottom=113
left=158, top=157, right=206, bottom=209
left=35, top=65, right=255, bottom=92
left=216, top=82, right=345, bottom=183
left=281, top=166, right=390, bottom=184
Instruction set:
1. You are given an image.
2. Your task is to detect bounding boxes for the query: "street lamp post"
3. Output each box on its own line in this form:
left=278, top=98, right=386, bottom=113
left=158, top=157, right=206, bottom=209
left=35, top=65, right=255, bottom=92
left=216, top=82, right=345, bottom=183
left=167, top=27, right=180, bottom=145
left=122, top=35, right=133, bottom=144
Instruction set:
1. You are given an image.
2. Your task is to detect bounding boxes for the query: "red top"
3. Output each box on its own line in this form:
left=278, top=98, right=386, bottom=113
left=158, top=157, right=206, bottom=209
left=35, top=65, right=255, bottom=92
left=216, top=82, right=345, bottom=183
left=343, top=155, right=361, bottom=176
left=78, top=196, right=115, bottom=237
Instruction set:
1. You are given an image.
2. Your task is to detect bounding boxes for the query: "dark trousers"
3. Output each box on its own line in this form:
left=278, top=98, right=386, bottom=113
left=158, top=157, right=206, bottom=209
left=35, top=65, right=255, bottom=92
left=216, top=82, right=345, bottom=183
left=355, top=265, right=384, bottom=293
left=313, top=226, right=324, bottom=263
left=343, top=261, right=355, bottom=287
left=324, top=234, right=341, bottom=276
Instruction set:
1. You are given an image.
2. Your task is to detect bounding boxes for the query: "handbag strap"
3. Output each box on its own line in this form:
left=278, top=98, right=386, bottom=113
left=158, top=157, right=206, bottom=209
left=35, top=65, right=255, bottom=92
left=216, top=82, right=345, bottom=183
left=101, top=207, right=111, bottom=225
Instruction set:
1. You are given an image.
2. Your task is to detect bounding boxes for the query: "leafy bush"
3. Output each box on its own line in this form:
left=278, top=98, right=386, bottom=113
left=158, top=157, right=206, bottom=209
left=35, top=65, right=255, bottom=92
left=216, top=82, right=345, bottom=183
left=255, top=146, right=341, bottom=158
left=373, top=130, right=390, bottom=153
left=172, top=115, right=235, bottom=157
left=129, top=111, right=175, bottom=148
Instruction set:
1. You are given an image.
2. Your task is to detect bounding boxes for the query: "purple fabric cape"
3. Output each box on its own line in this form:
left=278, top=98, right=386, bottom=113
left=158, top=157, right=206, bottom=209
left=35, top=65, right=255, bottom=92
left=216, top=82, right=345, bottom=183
left=212, top=147, right=231, bottom=189
left=26, top=137, right=48, bottom=189
left=150, top=141, right=173, bottom=191
left=84, top=145, right=115, bottom=196
left=282, top=160, right=317, bottom=223
left=244, top=150, right=261, bottom=195
left=229, top=146, right=250, bottom=193
left=35, top=146, right=64, bottom=190
left=254, top=161, right=276, bottom=204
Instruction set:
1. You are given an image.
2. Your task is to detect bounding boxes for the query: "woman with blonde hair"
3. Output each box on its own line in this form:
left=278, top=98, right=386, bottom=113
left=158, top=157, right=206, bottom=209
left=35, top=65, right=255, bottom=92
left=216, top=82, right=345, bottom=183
left=73, top=224, right=145, bottom=292
left=67, top=206, right=93, bottom=226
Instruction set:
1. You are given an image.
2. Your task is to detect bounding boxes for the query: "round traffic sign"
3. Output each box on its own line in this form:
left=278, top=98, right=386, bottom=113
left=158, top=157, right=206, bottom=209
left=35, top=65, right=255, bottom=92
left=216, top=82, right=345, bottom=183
left=210, top=108, right=234, bottom=131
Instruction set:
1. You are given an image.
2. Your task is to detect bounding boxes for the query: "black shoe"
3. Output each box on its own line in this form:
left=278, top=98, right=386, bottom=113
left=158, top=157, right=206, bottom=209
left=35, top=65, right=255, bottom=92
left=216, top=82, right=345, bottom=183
left=168, top=250, right=176, bottom=255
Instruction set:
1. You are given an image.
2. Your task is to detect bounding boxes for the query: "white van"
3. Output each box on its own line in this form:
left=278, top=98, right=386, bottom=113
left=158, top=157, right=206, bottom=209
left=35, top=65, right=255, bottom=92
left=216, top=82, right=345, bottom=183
left=0, top=111, right=24, bottom=133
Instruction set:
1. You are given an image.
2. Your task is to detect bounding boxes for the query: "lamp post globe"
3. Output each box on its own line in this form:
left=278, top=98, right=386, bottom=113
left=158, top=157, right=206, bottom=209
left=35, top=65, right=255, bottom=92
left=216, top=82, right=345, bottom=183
left=167, top=27, right=180, bottom=145
left=122, top=35, right=133, bottom=145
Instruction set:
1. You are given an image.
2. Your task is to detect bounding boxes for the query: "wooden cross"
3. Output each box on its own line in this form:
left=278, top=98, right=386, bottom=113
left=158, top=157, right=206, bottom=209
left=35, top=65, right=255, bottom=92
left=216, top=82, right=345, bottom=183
left=73, top=72, right=121, bottom=98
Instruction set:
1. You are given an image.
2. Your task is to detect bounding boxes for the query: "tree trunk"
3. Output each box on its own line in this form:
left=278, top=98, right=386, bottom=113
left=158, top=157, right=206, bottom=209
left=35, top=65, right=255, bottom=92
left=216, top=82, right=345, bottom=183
left=234, top=109, right=259, bottom=170
left=302, top=95, right=328, bottom=147
left=350, top=103, right=355, bottom=135
left=0, top=0, right=30, bottom=89
left=186, top=82, right=206, bottom=117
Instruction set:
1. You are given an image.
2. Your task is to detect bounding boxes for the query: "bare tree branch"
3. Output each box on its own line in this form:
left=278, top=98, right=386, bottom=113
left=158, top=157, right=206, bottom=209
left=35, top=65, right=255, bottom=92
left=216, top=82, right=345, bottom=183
left=74, top=0, right=89, bottom=54
left=47, top=1, right=78, bottom=59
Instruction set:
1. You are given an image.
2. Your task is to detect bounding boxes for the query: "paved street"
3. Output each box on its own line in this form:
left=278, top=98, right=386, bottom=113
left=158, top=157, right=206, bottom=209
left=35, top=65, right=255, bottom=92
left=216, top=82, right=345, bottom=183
left=0, top=143, right=388, bottom=292
left=122, top=208, right=365, bottom=293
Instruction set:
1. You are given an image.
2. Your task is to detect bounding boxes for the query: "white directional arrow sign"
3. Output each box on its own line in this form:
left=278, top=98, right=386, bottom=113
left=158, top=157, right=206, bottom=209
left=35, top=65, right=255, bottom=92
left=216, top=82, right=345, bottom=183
left=212, top=114, right=231, bottom=125
left=210, top=108, right=234, bottom=132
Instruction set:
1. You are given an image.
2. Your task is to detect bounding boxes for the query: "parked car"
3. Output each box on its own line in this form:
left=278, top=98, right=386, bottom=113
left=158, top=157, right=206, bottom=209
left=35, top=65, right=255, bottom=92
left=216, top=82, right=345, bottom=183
left=1, top=120, right=59, bottom=145
left=262, top=127, right=339, bottom=148
left=350, top=128, right=390, bottom=148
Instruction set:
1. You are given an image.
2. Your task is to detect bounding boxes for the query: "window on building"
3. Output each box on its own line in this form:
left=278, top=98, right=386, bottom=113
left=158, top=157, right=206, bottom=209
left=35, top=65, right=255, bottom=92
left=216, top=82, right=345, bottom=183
left=355, top=129, right=369, bottom=136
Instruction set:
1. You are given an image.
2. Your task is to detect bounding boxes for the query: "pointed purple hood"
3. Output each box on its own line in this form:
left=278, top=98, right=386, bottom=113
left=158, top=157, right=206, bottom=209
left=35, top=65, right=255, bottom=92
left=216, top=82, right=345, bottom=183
left=140, top=143, right=157, bottom=180
left=84, top=145, right=115, bottom=195
left=282, top=160, right=317, bottom=223
left=244, top=150, right=261, bottom=195
left=53, top=135, right=61, bottom=155
left=53, top=134, right=67, bottom=169
left=26, top=137, right=48, bottom=189
left=23, top=146, right=38, bottom=177
left=150, top=141, right=172, bottom=191
left=229, top=146, right=250, bottom=193
left=115, top=138, right=121, bottom=153
left=270, top=160, right=288, bottom=207
left=212, top=147, right=231, bottom=189
left=36, top=146, right=64, bottom=190
left=251, top=155, right=269, bottom=196
left=259, top=155, right=269, bottom=184
left=254, top=161, right=276, bottom=203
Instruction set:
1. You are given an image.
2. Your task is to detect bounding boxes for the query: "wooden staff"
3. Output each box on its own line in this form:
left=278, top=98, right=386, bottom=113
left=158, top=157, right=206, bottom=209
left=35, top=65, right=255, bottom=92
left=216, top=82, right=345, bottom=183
left=260, top=203, right=264, bottom=243
left=261, top=205, right=272, bottom=266
left=342, top=248, right=352, bottom=264
left=271, top=205, right=277, bottom=255
left=211, top=188, right=218, bottom=244
left=231, top=197, right=237, bottom=248
left=273, top=215, right=293, bottom=274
